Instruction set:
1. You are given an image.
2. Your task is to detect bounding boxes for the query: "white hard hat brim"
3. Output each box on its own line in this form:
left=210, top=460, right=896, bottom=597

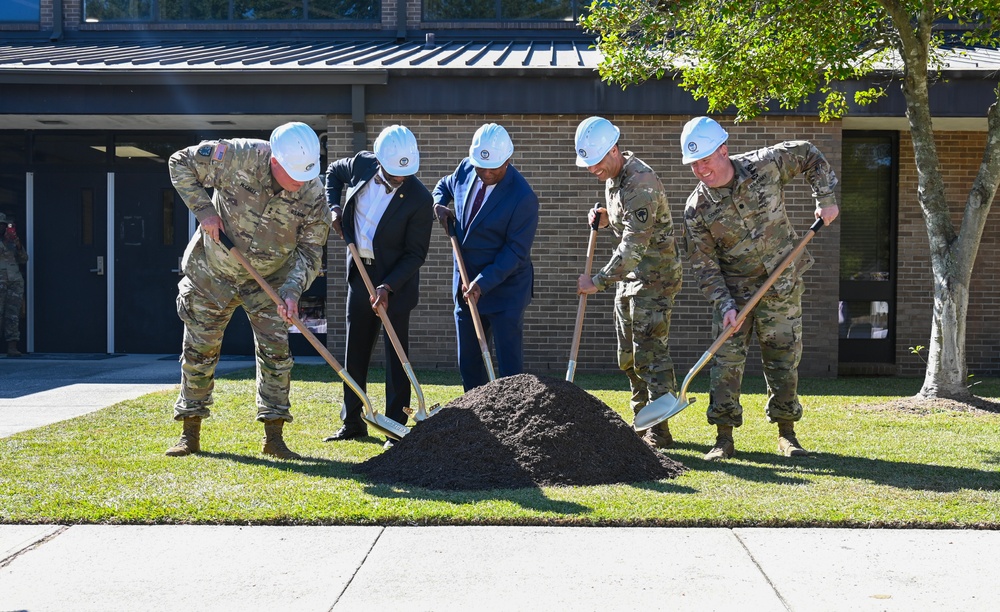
left=279, top=160, right=320, bottom=182
left=682, top=143, right=725, bottom=165
left=470, top=154, right=510, bottom=170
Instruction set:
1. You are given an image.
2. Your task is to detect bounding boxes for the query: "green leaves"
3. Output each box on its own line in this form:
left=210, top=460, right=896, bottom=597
left=582, top=0, right=1000, bottom=121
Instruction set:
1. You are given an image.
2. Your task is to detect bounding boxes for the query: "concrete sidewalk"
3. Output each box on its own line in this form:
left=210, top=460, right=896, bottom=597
left=2, top=525, right=996, bottom=611
left=1, top=354, right=997, bottom=611
left=0, top=353, right=257, bottom=438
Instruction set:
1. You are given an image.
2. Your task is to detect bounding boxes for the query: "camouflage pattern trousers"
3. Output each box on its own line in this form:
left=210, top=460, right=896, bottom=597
left=708, top=277, right=804, bottom=427
left=173, top=281, right=293, bottom=423
left=0, top=278, right=24, bottom=341
left=615, top=285, right=677, bottom=433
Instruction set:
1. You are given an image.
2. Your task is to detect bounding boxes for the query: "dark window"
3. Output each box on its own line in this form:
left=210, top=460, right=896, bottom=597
left=84, top=0, right=153, bottom=21
left=0, top=0, right=41, bottom=22
left=425, top=0, right=579, bottom=21
left=33, top=134, right=109, bottom=166
left=83, top=0, right=378, bottom=21
left=839, top=131, right=898, bottom=363
left=840, top=138, right=893, bottom=282
left=0, top=134, right=29, bottom=166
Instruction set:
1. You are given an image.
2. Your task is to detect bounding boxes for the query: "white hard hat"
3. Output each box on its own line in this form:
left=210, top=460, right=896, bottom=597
left=469, top=123, right=514, bottom=169
left=574, top=116, right=620, bottom=167
left=269, top=122, right=321, bottom=182
left=374, top=125, right=420, bottom=176
left=680, top=116, right=729, bottom=164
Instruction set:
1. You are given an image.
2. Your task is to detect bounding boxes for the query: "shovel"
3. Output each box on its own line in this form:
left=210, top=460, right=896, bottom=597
left=634, top=218, right=825, bottom=431
left=345, top=240, right=439, bottom=422
left=442, top=215, right=496, bottom=382
left=566, top=202, right=601, bottom=382
left=218, top=232, right=409, bottom=441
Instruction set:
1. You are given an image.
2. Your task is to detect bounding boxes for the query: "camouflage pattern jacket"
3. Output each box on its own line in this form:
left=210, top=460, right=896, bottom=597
left=683, top=141, right=838, bottom=316
left=169, top=138, right=331, bottom=308
left=0, top=239, right=27, bottom=283
left=593, top=152, right=683, bottom=298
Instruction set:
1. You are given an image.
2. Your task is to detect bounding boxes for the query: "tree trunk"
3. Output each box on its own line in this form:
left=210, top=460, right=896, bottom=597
left=892, top=10, right=1000, bottom=399
left=895, top=13, right=973, bottom=399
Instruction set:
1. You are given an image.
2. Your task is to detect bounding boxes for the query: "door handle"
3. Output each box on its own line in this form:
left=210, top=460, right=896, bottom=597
left=90, top=256, right=105, bottom=276
left=171, top=256, right=183, bottom=275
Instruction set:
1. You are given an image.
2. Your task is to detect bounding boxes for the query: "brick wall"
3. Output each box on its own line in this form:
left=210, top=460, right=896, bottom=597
left=324, top=114, right=843, bottom=379
left=896, top=131, right=1000, bottom=377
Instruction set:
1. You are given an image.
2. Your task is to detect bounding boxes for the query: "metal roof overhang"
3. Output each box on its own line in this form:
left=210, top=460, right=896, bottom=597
left=0, top=68, right=388, bottom=86
left=0, top=38, right=997, bottom=130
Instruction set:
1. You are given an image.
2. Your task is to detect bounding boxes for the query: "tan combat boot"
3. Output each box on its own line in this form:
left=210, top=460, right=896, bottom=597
left=778, top=422, right=809, bottom=457
left=262, top=420, right=302, bottom=460
left=704, top=425, right=735, bottom=461
left=165, top=416, right=202, bottom=456
left=7, top=341, right=21, bottom=357
left=642, top=420, right=674, bottom=449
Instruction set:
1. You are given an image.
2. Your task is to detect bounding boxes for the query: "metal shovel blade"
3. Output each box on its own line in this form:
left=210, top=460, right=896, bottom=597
left=363, top=412, right=410, bottom=441
left=633, top=392, right=695, bottom=431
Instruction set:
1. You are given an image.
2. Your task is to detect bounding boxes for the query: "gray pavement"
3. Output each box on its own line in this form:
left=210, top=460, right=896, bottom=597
left=1, top=354, right=997, bottom=611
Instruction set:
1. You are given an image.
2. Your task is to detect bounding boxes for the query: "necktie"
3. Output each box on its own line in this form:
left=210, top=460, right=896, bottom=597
left=469, top=183, right=486, bottom=223
left=372, top=173, right=393, bottom=195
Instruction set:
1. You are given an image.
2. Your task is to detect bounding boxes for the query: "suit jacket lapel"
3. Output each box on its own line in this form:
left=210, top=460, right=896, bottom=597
left=464, top=171, right=513, bottom=242
left=374, top=178, right=410, bottom=239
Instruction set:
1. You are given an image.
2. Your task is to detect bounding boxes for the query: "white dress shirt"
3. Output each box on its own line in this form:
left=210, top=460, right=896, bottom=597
left=354, top=171, right=397, bottom=259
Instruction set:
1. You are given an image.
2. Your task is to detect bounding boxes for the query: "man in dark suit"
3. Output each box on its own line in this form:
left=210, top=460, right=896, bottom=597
left=323, top=125, right=433, bottom=444
left=433, top=123, right=539, bottom=391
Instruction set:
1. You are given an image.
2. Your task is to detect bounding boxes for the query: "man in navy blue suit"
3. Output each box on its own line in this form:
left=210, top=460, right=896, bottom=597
left=433, top=123, right=539, bottom=391
left=323, top=125, right=433, bottom=444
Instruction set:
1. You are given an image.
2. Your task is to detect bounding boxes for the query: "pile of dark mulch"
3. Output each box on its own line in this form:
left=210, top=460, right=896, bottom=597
left=355, top=373, right=687, bottom=490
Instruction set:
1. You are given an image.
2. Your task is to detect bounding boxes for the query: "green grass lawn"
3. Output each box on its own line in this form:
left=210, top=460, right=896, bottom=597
left=1, top=366, right=997, bottom=527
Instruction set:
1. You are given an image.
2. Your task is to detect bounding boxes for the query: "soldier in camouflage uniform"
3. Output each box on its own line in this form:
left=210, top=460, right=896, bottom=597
left=680, top=116, right=840, bottom=461
left=574, top=117, right=683, bottom=449
left=0, top=212, right=27, bottom=357
left=165, top=122, right=331, bottom=460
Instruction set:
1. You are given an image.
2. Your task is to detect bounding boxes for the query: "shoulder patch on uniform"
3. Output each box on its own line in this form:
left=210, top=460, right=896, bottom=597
left=635, top=208, right=648, bottom=223
left=213, top=143, right=228, bottom=162
left=197, top=144, right=213, bottom=157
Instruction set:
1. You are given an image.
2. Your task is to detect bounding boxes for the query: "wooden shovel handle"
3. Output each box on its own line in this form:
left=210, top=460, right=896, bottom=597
left=345, top=242, right=412, bottom=367
left=568, top=203, right=602, bottom=370
left=445, top=216, right=491, bottom=356
left=706, top=218, right=825, bottom=356
left=218, top=232, right=344, bottom=375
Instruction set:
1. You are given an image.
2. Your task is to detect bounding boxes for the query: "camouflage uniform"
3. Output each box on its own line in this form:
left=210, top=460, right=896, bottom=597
left=593, top=153, right=683, bottom=421
left=683, top=141, right=838, bottom=427
left=169, top=138, right=331, bottom=423
left=0, top=219, right=27, bottom=345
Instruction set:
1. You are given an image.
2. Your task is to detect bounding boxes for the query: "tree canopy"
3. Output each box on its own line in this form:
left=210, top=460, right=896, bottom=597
left=582, top=1, right=1000, bottom=121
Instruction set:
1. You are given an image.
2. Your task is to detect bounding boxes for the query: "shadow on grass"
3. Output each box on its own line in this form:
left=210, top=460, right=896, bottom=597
left=198, top=450, right=354, bottom=477
left=357, top=476, right=697, bottom=513
left=653, top=441, right=999, bottom=492
left=359, top=481, right=594, bottom=514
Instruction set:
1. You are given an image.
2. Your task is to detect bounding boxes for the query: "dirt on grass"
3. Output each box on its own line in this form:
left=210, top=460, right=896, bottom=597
left=355, top=373, right=687, bottom=491
left=854, top=395, right=1000, bottom=416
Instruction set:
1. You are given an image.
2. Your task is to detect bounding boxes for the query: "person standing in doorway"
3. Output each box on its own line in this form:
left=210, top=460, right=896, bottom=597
left=166, top=121, right=331, bottom=460
left=573, top=116, right=683, bottom=449
left=0, top=212, right=27, bottom=358
left=680, top=116, right=840, bottom=461
left=433, top=123, right=539, bottom=391
left=323, top=125, right=433, bottom=446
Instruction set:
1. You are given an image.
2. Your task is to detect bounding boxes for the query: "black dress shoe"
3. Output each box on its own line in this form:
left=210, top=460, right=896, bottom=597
left=323, top=425, right=367, bottom=442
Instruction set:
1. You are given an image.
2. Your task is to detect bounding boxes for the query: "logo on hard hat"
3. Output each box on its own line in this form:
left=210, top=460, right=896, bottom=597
left=480, top=150, right=490, bottom=160
left=687, top=142, right=698, bottom=153
left=578, top=148, right=587, bottom=158
left=399, top=157, right=409, bottom=167
left=305, top=163, right=315, bottom=172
